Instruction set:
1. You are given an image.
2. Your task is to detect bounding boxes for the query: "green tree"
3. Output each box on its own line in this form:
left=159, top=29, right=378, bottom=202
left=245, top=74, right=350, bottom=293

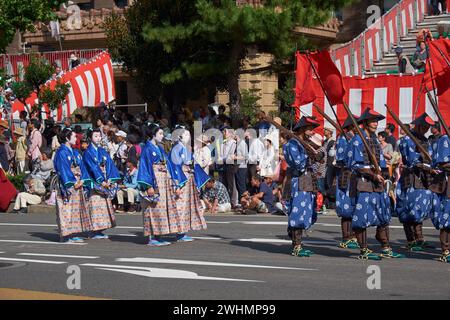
left=103, top=1, right=228, bottom=119
left=10, top=56, right=70, bottom=119
left=0, top=0, right=65, bottom=52
left=143, top=0, right=353, bottom=125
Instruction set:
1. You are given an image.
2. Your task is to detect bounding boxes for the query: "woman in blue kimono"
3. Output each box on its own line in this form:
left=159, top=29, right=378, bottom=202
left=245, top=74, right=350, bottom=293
left=54, top=128, right=91, bottom=243
left=430, top=132, right=450, bottom=263
left=348, top=108, right=404, bottom=260
left=283, top=117, right=320, bottom=257
left=396, top=113, right=436, bottom=251
left=169, top=126, right=208, bottom=242
left=335, top=116, right=359, bottom=249
left=138, top=123, right=201, bottom=246
left=82, top=128, right=121, bottom=239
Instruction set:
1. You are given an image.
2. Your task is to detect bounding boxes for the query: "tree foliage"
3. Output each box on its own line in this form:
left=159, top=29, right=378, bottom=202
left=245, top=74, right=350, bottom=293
left=0, top=0, right=65, bottom=52
left=10, top=56, right=70, bottom=118
left=105, top=0, right=354, bottom=123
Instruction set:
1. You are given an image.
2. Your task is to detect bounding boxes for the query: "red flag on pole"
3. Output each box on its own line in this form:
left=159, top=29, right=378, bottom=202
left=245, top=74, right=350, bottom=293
left=308, top=50, right=346, bottom=106
left=424, top=38, right=450, bottom=96
left=294, top=52, right=316, bottom=107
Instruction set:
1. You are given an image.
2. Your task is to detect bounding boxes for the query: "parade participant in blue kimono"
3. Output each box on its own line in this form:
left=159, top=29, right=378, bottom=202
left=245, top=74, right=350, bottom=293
left=335, top=115, right=359, bottom=249
left=348, top=108, right=405, bottom=260
left=169, top=125, right=208, bottom=243
left=54, top=128, right=91, bottom=243
left=137, top=123, right=206, bottom=247
left=283, top=116, right=322, bottom=257
left=396, top=113, right=436, bottom=251
left=430, top=131, right=450, bottom=263
left=82, top=128, right=120, bottom=239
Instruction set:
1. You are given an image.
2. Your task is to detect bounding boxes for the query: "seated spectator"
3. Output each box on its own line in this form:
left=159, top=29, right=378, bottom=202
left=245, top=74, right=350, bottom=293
left=32, top=149, right=54, bottom=182
left=116, top=159, right=139, bottom=214
left=240, top=175, right=276, bottom=214
left=412, top=41, right=428, bottom=70
left=395, top=47, right=415, bottom=74
left=13, top=174, right=46, bottom=214
left=201, top=177, right=231, bottom=213
left=264, top=176, right=285, bottom=214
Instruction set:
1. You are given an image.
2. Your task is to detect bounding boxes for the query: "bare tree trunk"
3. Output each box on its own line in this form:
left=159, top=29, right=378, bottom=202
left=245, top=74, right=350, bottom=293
left=228, top=41, right=244, bottom=128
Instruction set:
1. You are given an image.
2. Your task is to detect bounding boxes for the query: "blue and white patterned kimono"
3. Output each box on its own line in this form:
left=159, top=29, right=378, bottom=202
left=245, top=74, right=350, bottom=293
left=82, top=144, right=121, bottom=198
left=54, top=144, right=88, bottom=199
left=137, top=140, right=187, bottom=193
left=335, top=134, right=355, bottom=219
left=170, top=141, right=210, bottom=190
left=396, top=135, right=435, bottom=224
left=348, top=131, right=391, bottom=229
left=431, top=135, right=450, bottom=230
left=283, top=138, right=317, bottom=230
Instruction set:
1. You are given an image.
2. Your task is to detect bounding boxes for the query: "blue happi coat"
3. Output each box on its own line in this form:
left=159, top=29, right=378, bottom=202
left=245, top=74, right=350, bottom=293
left=170, top=141, right=210, bottom=190
left=396, top=134, right=435, bottom=224
left=335, top=134, right=356, bottom=219
left=283, top=138, right=317, bottom=230
left=54, top=144, right=88, bottom=198
left=348, top=131, right=391, bottom=229
left=137, top=140, right=187, bottom=193
left=431, top=135, right=450, bottom=230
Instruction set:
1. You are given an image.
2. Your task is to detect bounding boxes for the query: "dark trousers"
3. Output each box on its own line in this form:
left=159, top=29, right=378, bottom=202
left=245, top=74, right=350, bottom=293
left=235, top=167, right=248, bottom=200
left=224, top=164, right=237, bottom=202
left=247, top=164, right=258, bottom=188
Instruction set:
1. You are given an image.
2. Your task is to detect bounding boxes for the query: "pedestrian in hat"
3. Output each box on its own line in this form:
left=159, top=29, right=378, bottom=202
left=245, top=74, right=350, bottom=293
left=114, top=130, right=128, bottom=175
left=283, top=116, right=321, bottom=257
left=194, top=134, right=212, bottom=175
left=348, top=107, right=405, bottom=260
left=335, top=115, right=360, bottom=249
left=13, top=128, right=27, bottom=174
left=397, top=112, right=437, bottom=252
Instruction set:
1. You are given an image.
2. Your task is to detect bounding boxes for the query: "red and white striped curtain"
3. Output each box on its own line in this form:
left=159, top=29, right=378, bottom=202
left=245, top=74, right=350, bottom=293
left=350, top=36, right=363, bottom=76
left=400, top=0, right=415, bottom=36
left=297, top=74, right=450, bottom=137
left=11, top=51, right=115, bottom=121
left=383, top=7, right=399, bottom=53
left=364, top=19, right=382, bottom=70
left=0, top=49, right=104, bottom=80
left=333, top=45, right=352, bottom=76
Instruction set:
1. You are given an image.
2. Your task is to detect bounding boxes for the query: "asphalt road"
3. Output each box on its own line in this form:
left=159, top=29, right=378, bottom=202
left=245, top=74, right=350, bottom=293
left=0, top=212, right=449, bottom=300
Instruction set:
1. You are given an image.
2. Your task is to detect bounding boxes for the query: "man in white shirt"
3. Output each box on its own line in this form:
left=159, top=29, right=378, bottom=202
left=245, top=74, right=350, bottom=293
left=246, top=128, right=265, bottom=187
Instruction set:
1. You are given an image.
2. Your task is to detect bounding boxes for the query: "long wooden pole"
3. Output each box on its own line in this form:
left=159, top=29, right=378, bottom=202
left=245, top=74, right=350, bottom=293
left=384, top=104, right=432, bottom=163
left=313, top=104, right=343, bottom=134
left=305, top=52, right=380, bottom=174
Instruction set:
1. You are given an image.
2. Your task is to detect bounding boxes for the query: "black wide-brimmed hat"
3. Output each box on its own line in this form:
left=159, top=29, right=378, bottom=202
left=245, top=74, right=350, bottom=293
left=411, top=112, right=435, bottom=126
left=293, top=116, right=320, bottom=131
left=357, top=107, right=385, bottom=124
left=342, top=115, right=359, bottom=129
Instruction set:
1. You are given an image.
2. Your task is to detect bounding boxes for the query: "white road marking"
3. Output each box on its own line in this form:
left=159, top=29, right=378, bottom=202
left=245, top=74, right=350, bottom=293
left=236, top=238, right=334, bottom=245
left=191, top=236, right=223, bottom=240
left=82, top=263, right=262, bottom=282
left=0, top=221, right=436, bottom=229
left=115, top=257, right=317, bottom=271
left=17, top=253, right=99, bottom=259
left=114, top=234, right=138, bottom=237
left=0, top=239, right=86, bottom=245
left=0, top=257, right=66, bottom=264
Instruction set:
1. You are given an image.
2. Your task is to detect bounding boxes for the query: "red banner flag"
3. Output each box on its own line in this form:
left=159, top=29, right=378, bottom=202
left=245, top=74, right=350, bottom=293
left=424, top=38, right=450, bottom=96
left=308, top=50, right=347, bottom=106
left=294, top=52, right=316, bottom=107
